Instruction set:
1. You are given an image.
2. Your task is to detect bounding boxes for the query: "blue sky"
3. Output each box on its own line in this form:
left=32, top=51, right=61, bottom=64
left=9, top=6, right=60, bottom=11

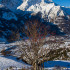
left=53, top=0, right=70, bottom=7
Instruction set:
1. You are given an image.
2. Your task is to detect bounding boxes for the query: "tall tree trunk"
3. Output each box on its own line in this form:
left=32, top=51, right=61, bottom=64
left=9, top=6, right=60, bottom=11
left=33, top=60, right=39, bottom=70
left=42, top=61, right=44, bottom=70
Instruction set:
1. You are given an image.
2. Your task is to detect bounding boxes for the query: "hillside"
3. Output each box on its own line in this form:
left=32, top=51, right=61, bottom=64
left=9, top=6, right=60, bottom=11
left=0, top=0, right=70, bottom=70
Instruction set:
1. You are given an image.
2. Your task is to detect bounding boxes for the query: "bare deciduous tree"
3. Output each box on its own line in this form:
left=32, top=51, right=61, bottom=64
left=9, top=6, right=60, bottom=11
left=16, top=19, right=66, bottom=70
left=18, top=19, right=48, bottom=70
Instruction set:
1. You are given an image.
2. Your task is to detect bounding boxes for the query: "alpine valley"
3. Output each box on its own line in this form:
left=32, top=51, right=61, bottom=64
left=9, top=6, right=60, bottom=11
left=0, top=0, right=70, bottom=70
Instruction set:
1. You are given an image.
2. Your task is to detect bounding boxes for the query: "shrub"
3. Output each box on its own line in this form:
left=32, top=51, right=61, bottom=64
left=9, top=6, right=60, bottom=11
left=1, top=49, right=11, bottom=56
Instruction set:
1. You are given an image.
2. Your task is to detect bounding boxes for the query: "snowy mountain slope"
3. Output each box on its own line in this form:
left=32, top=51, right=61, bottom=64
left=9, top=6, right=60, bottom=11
left=0, top=0, right=70, bottom=19
left=54, top=16, right=70, bottom=35
left=0, top=0, right=23, bottom=12
left=0, top=5, right=18, bottom=20
left=0, top=5, right=65, bottom=42
left=0, top=5, right=26, bottom=42
left=17, top=2, right=65, bottom=18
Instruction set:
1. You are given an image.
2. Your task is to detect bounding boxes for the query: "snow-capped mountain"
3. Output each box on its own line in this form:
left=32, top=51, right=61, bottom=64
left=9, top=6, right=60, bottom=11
left=0, top=0, right=70, bottom=19
left=17, top=0, right=65, bottom=18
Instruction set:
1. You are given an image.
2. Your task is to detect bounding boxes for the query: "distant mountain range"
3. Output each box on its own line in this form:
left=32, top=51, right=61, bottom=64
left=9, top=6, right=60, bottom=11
left=0, top=0, right=70, bottom=18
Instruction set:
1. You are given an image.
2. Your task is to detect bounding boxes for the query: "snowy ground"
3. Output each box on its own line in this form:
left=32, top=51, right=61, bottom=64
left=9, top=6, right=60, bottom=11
left=0, top=42, right=70, bottom=70
left=0, top=56, right=31, bottom=70
left=0, top=42, right=31, bottom=70
left=0, top=56, right=70, bottom=70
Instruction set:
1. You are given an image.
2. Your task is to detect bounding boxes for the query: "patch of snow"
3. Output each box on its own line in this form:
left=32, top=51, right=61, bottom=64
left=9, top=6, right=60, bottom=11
left=0, top=4, right=4, bottom=8
left=0, top=56, right=31, bottom=69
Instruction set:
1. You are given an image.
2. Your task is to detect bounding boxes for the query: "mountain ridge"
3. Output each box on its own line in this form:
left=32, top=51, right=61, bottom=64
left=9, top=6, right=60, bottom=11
left=0, top=0, right=70, bottom=19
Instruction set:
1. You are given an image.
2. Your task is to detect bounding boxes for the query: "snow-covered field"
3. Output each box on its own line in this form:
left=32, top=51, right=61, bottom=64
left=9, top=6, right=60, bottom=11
left=0, top=56, right=70, bottom=70
left=0, top=42, right=70, bottom=70
left=0, top=42, right=31, bottom=70
left=0, top=56, right=31, bottom=70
